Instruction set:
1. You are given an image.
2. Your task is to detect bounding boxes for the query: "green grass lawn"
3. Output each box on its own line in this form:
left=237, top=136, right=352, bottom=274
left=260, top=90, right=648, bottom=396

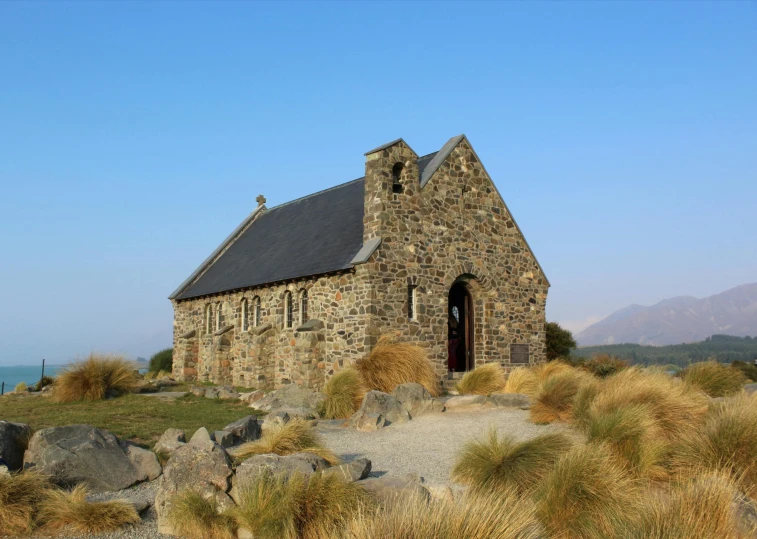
left=0, top=392, right=260, bottom=447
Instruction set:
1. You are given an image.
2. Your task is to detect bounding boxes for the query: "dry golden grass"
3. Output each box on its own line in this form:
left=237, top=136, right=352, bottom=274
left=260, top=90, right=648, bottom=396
left=14, top=381, right=27, bottom=392
left=37, top=484, right=140, bottom=535
left=143, top=371, right=156, bottom=381
left=680, top=361, right=747, bottom=397
left=571, top=377, right=601, bottom=429
left=232, top=419, right=339, bottom=465
left=167, top=490, right=236, bottom=539
left=530, top=369, right=593, bottom=424
left=502, top=366, right=539, bottom=395
left=233, top=472, right=372, bottom=539
left=53, top=353, right=139, bottom=403
left=532, top=360, right=574, bottom=381
left=341, top=489, right=541, bottom=539
left=536, top=443, right=643, bottom=538
left=581, top=354, right=629, bottom=378
left=672, top=393, right=757, bottom=497
left=624, top=472, right=756, bottom=539
left=319, top=368, right=365, bottom=419
left=454, top=363, right=506, bottom=395
left=452, top=429, right=572, bottom=495
left=355, top=334, right=440, bottom=396
left=0, top=470, right=52, bottom=536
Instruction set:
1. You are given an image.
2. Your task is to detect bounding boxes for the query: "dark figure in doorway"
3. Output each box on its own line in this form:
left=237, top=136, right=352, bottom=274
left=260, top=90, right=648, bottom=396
left=448, top=315, right=461, bottom=371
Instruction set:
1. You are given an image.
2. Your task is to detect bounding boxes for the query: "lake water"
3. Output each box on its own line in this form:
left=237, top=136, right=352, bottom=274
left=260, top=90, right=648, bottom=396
left=0, top=365, right=64, bottom=393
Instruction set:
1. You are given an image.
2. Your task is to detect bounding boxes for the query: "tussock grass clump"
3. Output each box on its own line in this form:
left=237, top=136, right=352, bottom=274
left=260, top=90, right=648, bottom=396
left=53, top=353, right=139, bottom=402
left=232, top=419, right=339, bottom=465
left=355, top=334, right=440, bottom=396
left=15, top=381, right=27, bottom=392
left=502, top=367, right=539, bottom=395
left=532, top=360, right=574, bottom=381
left=680, top=361, right=746, bottom=397
left=625, top=472, right=754, bottom=539
left=167, top=490, right=236, bottom=539
left=672, top=393, right=757, bottom=497
left=143, top=371, right=156, bottom=381
left=536, top=443, right=643, bottom=538
left=341, top=489, right=540, bottom=539
left=731, top=360, right=757, bottom=382
left=571, top=378, right=601, bottom=429
left=37, top=484, right=140, bottom=534
left=530, top=369, right=593, bottom=424
left=234, top=472, right=371, bottom=539
left=454, top=363, right=505, bottom=395
left=319, top=368, right=365, bottom=419
left=452, top=429, right=572, bottom=495
left=581, top=354, right=629, bottom=378
left=585, top=404, right=668, bottom=479
left=0, top=470, right=52, bottom=536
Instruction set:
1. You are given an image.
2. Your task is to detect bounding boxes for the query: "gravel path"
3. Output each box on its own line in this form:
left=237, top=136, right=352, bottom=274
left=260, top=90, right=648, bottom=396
left=318, top=407, right=570, bottom=486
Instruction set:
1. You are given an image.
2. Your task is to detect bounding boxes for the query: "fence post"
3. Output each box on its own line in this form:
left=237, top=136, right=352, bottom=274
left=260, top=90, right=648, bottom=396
left=1, top=381, right=4, bottom=396
left=40, top=358, right=46, bottom=387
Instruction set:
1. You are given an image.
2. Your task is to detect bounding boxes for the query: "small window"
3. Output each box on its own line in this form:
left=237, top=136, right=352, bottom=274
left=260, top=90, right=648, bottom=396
left=284, top=291, right=293, bottom=329
left=299, top=289, right=308, bottom=325
left=253, top=297, right=261, bottom=328
left=392, top=162, right=404, bottom=194
left=215, top=302, right=223, bottom=331
left=408, top=284, right=417, bottom=320
left=241, top=298, right=249, bottom=332
left=205, top=304, right=213, bottom=334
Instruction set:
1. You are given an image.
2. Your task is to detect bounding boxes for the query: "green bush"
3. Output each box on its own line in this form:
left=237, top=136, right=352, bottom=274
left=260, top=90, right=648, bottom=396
left=581, top=354, right=629, bottom=378
left=35, top=376, right=55, bottom=391
left=546, top=322, right=577, bottom=361
left=730, top=360, right=757, bottom=382
left=149, top=348, right=173, bottom=373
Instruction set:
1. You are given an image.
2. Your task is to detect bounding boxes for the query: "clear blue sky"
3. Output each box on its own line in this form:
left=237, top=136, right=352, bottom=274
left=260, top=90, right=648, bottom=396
left=1, top=1, right=755, bottom=365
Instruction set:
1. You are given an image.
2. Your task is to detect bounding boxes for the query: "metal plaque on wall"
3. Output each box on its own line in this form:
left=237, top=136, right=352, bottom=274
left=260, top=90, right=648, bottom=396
left=510, top=344, right=530, bottom=364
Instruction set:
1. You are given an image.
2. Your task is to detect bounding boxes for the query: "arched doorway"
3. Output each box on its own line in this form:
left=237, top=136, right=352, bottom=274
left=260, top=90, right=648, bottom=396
left=448, top=281, right=474, bottom=372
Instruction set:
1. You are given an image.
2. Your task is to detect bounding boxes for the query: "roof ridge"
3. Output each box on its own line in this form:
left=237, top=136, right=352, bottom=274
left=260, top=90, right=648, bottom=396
left=265, top=177, right=365, bottom=212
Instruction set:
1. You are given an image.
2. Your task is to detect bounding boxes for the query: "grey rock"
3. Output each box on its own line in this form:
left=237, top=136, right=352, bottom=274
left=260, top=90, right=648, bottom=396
left=223, top=416, right=261, bottom=444
left=321, top=458, right=371, bottom=482
left=262, top=410, right=291, bottom=430
left=120, top=442, right=162, bottom=481
left=204, top=387, right=220, bottom=399
left=189, top=386, right=206, bottom=397
left=347, top=410, right=386, bottom=432
left=357, top=391, right=410, bottom=425
left=0, top=464, right=10, bottom=478
left=358, top=474, right=429, bottom=503
left=230, top=452, right=330, bottom=503
left=249, top=384, right=325, bottom=414
left=155, top=439, right=233, bottom=535
left=213, top=431, right=235, bottom=448
left=238, top=528, right=255, bottom=539
left=745, top=383, right=757, bottom=395
left=444, top=395, right=492, bottom=411
left=392, top=383, right=444, bottom=418
left=239, top=390, right=266, bottom=404
left=153, top=428, right=186, bottom=457
left=189, top=427, right=212, bottom=445
left=23, top=425, right=144, bottom=492
left=0, top=420, right=32, bottom=471
left=218, top=386, right=241, bottom=400
left=487, top=393, right=531, bottom=408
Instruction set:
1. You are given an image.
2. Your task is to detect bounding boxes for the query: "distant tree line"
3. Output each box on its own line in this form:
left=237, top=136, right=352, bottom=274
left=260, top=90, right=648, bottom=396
left=573, top=335, right=757, bottom=368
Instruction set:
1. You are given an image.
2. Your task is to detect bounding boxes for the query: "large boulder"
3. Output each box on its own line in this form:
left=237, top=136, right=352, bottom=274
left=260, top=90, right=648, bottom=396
left=223, top=416, right=261, bottom=444
left=351, top=391, right=410, bottom=427
left=249, top=385, right=325, bottom=416
left=155, top=439, right=234, bottom=535
left=23, top=425, right=153, bottom=492
left=347, top=410, right=386, bottom=432
left=444, top=395, right=493, bottom=412
left=392, top=383, right=445, bottom=418
left=321, top=458, right=371, bottom=482
left=487, top=393, right=531, bottom=409
left=0, top=420, right=32, bottom=471
left=120, top=441, right=162, bottom=481
left=229, top=452, right=330, bottom=503
left=154, top=428, right=186, bottom=457
left=357, top=473, right=429, bottom=503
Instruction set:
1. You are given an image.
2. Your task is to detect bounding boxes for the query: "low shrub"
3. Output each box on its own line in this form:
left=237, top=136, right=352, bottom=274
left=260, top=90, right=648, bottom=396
left=341, top=489, right=540, bottom=539
left=454, top=363, right=505, bottom=395
left=581, top=354, right=629, bottom=378
left=530, top=369, right=593, bottom=424
left=731, top=360, right=757, bottom=382
left=149, top=348, right=173, bottom=373
left=167, top=490, right=236, bottom=539
left=319, top=368, right=365, bottom=419
left=53, top=353, right=139, bottom=403
left=14, top=381, right=27, bottom=393
left=680, top=361, right=746, bottom=397
left=355, top=334, right=440, bottom=396
left=502, top=367, right=539, bottom=396
left=37, top=484, right=140, bottom=535
left=143, top=371, right=156, bottom=381
left=234, top=472, right=371, bottom=539
left=0, top=470, right=52, bottom=536
left=232, top=419, right=339, bottom=465
left=451, top=429, right=572, bottom=495
left=34, top=375, right=55, bottom=391
left=672, top=393, right=757, bottom=497
left=536, top=443, right=643, bottom=538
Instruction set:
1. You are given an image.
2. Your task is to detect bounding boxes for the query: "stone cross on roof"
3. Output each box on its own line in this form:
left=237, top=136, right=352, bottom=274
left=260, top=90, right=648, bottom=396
left=256, top=194, right=266, bottom=206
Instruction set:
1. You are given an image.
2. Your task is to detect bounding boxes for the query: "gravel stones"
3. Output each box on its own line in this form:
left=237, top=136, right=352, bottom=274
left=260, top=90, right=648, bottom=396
left=488, top=393, right=531, bottom=408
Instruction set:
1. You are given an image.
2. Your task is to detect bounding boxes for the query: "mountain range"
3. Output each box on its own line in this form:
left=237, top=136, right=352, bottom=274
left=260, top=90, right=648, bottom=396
left=576, top=283, right=757, bottom=346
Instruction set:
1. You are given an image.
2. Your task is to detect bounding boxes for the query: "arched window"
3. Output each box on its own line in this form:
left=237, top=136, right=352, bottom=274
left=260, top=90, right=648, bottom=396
left=284, top=291, right=293, bottom=329
left=215, top=302, right=223, bottom=331
left=392, top=162, right=404, bottom=194
left=253, top=296, right=261, bottom=328
left=205, top=304, right=213, bottom=334
left=299, top=289, right=308, bottom=325
left=241, top=298, right=249, bottom=332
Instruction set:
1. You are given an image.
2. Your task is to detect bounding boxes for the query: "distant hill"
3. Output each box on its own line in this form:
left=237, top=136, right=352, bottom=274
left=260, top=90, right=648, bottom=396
left=576, top=283, right=757, bottom=346
left=575, top=334, right=757, bottom=368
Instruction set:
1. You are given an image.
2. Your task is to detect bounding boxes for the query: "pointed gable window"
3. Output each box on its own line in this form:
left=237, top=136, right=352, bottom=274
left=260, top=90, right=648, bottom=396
left=284, top=291, right=293, bottom=329
left=299, top=289, right=308, bottom=325
left=392, top=162, right=404, bottom=194
left=241, top=298, right=249, bottom=332
left=215, top=302, right=223, bottom=331
left=205, top=304, right=213, bottom=334
left=253, top=296, right=261, bottom=328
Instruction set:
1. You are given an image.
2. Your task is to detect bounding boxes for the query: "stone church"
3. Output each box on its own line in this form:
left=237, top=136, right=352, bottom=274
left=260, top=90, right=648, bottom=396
left=169, top=135, right=549, bottom=390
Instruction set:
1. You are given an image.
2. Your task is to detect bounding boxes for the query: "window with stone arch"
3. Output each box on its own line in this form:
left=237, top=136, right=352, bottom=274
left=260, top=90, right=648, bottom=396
left=205, top=304, right=213, bottom=334
left=253, top=296, right=261, bottom=328
left=241, top=298, right=249, bottom=332
left=284, top=291, right=293, bottom=329
left=299, top=289, right=308, bottom=325
left=392, top=162, right=404, bottom=194
left=215, top=302, right=223, bottom=331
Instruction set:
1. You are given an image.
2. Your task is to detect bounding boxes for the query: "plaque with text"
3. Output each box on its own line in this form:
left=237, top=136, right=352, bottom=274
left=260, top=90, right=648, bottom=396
left=510, top=344, right=530, bottom=364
